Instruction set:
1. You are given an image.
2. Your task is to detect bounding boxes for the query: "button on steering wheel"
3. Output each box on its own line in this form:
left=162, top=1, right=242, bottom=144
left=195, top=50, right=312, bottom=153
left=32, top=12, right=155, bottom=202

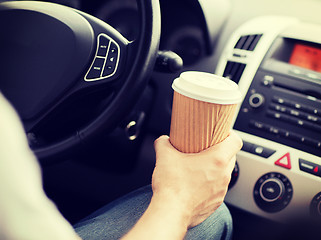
left=0, top=0, right=160, bottom=163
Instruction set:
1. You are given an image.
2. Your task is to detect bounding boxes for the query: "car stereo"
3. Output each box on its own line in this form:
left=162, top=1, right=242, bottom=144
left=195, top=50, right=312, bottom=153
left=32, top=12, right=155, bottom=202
left=235, top=37, right=321, bottom=157
left=215, top=16, right=321, bottom=222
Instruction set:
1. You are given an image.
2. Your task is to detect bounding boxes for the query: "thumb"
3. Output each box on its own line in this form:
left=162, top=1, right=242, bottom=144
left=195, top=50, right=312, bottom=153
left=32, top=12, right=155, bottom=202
left=154, top=135, right=182, bottom=160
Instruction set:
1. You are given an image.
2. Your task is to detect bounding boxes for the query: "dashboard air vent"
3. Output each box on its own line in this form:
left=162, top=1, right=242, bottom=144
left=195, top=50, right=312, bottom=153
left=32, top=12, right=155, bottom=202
left=223, top=61, right=246, bottom=84
left=234, top=34, right=262, bottom=51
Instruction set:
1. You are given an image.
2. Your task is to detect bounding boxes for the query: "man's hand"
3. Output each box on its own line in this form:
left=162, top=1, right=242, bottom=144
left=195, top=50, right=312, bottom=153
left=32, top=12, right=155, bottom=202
left=121, top=132, right=242, bottom=240
left=152, top=131, right=242, bottom=228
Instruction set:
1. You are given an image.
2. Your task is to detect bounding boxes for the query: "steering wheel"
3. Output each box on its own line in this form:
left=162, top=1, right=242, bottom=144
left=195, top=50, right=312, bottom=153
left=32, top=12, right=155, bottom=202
left=0, top=1, right=161, bottom=164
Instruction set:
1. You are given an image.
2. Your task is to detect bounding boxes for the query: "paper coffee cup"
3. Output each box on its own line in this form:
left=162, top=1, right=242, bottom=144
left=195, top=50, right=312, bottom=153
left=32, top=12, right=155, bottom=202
left=169, top=71, right=242, bottom=153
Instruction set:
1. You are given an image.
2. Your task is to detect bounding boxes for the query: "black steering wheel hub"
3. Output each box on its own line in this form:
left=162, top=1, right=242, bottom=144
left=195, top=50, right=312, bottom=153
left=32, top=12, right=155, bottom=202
left=0, top=1, right=160, bottom=163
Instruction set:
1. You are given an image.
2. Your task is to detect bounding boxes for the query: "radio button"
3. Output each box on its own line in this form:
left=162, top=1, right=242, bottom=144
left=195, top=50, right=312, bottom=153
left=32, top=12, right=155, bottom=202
left=272, top=97, right=321, bottom=118
left=267, top=110, right=290, bottom=121
left=268, top=110, right=321, bottom=131
left=262, top=75, right=274, bottom=87
left=272, top=96, right=290, bottom=105
left=288, top=109, right=300, bottom=117
left=249, top=120, right=266, bottom=130
left=241, top=140, right=275, bottom=158
left=269, top=103, right=286, bottom=113
left=267, top=126, right=280, bottom=135
left=252, top=145, right=275, bottom=158
left=300, top=112, right=321, bottom=124
left=306, top=107, right=321, bottom=117
left=296, top=119, right=304, bottom=126
left=279, top=129, right=290, bottom=138
left=307, top=115, right=319, bottom=123
left=267, top=110, right=278, bottom=119
left=287, top=101, right=303, bottom=110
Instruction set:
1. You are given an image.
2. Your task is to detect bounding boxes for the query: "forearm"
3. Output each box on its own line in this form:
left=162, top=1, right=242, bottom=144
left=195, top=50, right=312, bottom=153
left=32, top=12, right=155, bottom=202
left=121, top=194, right=189, bottom=240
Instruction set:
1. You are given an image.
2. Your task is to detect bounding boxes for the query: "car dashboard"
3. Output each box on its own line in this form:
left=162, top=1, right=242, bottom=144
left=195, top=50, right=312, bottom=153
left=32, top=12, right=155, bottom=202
left=217, top=15, right=321, bottom=222
left=1, top=0, right=320, bottom=236
left=152, top=0, right=321, bottom=225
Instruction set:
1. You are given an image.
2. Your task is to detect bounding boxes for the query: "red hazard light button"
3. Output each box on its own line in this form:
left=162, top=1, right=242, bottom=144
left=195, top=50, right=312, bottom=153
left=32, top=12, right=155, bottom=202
left=275, top=152, right=291, bottom=169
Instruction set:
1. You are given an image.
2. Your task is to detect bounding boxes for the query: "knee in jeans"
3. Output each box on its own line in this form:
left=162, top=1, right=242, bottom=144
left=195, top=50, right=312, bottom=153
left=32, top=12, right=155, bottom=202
left=215, top=203, right=233, bottom=240
left=185, top=203, right=233, bottom=240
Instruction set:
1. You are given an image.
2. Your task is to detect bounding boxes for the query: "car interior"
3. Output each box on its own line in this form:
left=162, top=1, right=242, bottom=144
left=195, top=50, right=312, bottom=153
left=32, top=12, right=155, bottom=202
left=0, top=0, right=321, bottom=239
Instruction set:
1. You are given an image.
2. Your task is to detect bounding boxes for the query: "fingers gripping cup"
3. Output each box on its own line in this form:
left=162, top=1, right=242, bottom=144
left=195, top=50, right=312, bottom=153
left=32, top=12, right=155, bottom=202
left=170, top=71, right=242, bottom=153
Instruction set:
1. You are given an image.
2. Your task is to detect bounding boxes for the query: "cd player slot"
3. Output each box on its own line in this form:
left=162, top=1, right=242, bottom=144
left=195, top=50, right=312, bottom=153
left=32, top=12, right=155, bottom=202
left=273, top=79, right=321, bottom=100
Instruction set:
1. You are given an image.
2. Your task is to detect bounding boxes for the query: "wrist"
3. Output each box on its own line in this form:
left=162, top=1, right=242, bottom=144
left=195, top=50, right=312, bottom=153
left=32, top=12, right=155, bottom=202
left=121, top=191, right=191, bottom=240
left=150, top=191, right=191, bottom=230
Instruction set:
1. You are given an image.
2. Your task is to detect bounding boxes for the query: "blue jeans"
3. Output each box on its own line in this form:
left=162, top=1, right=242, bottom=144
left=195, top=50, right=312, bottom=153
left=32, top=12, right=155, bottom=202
left=74, top=185, right=233, bottom=240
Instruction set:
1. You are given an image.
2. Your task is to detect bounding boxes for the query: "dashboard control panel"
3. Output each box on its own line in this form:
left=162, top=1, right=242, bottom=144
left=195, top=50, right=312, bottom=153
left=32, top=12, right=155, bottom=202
left=215, top=16, right=321, bottom=222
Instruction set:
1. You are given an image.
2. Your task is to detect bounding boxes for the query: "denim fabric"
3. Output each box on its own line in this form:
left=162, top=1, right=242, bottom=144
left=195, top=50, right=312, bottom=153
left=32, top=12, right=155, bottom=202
left=74, top=185, right=232, bottom=240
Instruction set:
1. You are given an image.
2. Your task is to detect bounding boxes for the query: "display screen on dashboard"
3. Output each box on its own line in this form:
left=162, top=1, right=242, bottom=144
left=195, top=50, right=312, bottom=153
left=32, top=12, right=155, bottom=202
left=289, top=43, right=321, bottom=73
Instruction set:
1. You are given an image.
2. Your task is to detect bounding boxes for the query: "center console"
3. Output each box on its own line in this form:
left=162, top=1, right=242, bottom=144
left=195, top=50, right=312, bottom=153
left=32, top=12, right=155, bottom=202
left=215, top=16, right=321, bottom=222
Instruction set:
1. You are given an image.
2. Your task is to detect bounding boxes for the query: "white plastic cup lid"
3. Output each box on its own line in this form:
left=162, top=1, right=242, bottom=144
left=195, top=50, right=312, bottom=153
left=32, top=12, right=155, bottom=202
left=172, top=71, right=242, bottom=104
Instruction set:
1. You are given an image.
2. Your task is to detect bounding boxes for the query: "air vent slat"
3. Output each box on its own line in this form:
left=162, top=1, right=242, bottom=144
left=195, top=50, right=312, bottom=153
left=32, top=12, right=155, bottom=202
left=248, top=34, right=262, bottom=51
left=234, top=64, right=246, bottom=82
left=223, top=61, right=235, bottom=76
left=234, top=34, right=262, bottom=51
left=223, top=61, right=246, bottom=84
left=242, top=35, right=255, bottom=50
left=229, top=62, right=240, bottom=78
left=235, top=36, right=248, bottom=49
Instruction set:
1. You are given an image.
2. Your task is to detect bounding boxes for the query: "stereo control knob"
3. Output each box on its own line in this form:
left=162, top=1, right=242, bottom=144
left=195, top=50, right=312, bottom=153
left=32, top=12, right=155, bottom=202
left=310, top=192, right=321, bottom=220
left=254, top=172, right=293, bottom=213
left=249, top=93, right=265, bottom=108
